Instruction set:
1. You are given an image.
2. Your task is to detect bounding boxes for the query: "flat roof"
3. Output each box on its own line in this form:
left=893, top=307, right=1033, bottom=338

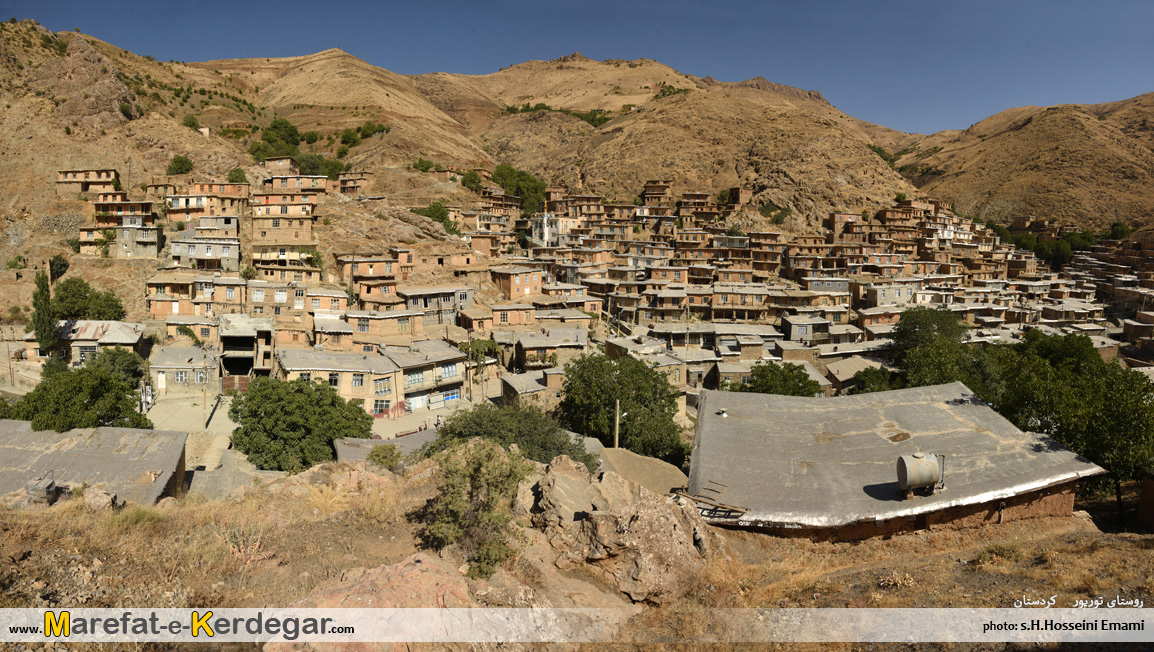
left=0, top=421, right=187, bottom=505
left=689, top=383, right=1104, bottom=530
left=277, top=349, right=398, bottom=374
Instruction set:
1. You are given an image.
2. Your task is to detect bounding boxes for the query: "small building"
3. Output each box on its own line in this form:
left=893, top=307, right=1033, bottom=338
left=149, top=345, right=220, bottom=397
left=275, top=349, right=403, bottom=419
left=501, top=366, right=565, bottom=409
left=687, top=383, right=1104, bottom=540
left=23, top=320, right=146, bottom=365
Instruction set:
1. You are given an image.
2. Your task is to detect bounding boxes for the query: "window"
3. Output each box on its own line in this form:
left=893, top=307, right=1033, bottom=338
left=195, top=370, right=206, bottom=384
left=200, top=327, right=210, bottom=338
left=331, top=299, right=340, bottom=310
left=226, top=286, right=235, bottom=299
left=272, top=218, right=281, bottom=228
left=328, top=372, right=340, bottom=387
left=280, top=206, right=288, bottom=215
left=252, top=288, right=264, bottom=302
left=206, top=246, right=213, bottom=257
left=311, top=298, right=321, bottom=310
left=459, top=291, right=468, bottom=302
left=254, top=306, right=263, bottom=314
left=352, top=373, right=364, bottom=387
left=440, top=363, right=457, bottom=378
left=405, top=370, right=424, bottom=387
left=223, top=246, right=231, bottom=256
left=398, top=317, right=410, bottom=332
left=175, top=371, right=188, bottom=383
left=373, top=399, right=390, bottom=415
left=275, top=290, right=287, bottom=303
left=373, top=377, right=391, bottom=396
left=294, top=272, right=303, bottom=282
left=300, top=372, right=311, bottom=382
left=274, top=306, right=281, bottom=316
left=358, top=318, right=369, bottom=333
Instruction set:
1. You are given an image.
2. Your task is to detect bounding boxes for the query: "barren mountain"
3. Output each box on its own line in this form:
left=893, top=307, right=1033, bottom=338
left=893, top=96, right=1154, bottom=229
left=4, top=16, right=1154, bottom=304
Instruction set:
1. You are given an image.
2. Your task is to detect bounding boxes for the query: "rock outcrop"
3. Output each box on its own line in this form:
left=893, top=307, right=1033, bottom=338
left=530, top=455, right=722, bottom=604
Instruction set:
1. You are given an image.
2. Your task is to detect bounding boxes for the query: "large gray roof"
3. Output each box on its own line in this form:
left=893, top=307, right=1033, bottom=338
left=689, top=383, right=1104, bottom=530
left=0, top=420, right=187, bottom=505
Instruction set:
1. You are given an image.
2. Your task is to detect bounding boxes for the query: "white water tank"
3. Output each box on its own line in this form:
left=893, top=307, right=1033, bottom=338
left=896, top=453, right=943, bottom=491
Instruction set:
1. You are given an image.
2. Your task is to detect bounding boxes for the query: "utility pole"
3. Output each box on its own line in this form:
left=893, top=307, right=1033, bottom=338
left=614, top=398, right=620, bottom=448
left=5, top=326, right=13, bottom=387
left=202, top=347, right=208, bottom=428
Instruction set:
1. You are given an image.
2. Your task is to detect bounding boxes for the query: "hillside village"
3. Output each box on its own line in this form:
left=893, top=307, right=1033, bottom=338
left=21, top=157, right=1134, bottom=410
left=6, top=21, right=1154, bottom=634
left=4, top=154, right=1150, bottom=501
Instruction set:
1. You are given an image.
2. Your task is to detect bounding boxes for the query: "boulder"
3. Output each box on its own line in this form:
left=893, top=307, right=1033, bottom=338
left=83, top=487, right=117, bottom=511
left=530, top=455, right=721, bottom=604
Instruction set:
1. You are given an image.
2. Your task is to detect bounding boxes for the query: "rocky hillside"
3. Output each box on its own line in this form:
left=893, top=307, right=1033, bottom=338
left=4, top=16, right=1154, bottom=278
left=891, top=95, right=1154, bottom=229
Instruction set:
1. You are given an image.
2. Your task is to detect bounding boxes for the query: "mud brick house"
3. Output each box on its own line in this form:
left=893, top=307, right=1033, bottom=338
left=688, top=383, right=1103, bottom=540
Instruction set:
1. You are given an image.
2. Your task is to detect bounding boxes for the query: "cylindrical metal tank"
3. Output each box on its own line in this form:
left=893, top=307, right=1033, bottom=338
left=896, top=453, right=940, bottom=491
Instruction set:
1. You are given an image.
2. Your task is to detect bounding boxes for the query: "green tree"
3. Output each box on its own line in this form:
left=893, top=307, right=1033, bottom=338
left=166, top=155, right=193, bottom=175
left=716, top=188, right=730, bottom=205
left=726, top=361, right=821, bottom=396
left=849, top=365, right=901, bottom=394
left=51, top=278, right=125, bottom=320
left=340, top=128, right=361, bottom=147
left=88, top=346, right=144, bottom=384
left=227, top=168, right=248, bottom=183
left=264, top=118, right=300, bottom=146
left=413, top=201, right=461, bottom=236
left=890, top=306, right=968, bottom=367
left=49, top=254, right=69, bottom=282
left=182, top=113, right=200, bottom=130
left=461, top=170, right=483, bottom=193
left=302, top=131, right=319, bottom=144
left=31, top=272, right=57, bottom=353
left=86, top=290, right=126, bottom=320
left=228, top=377, right=373, bottom=472
left=425, top=439, right=529, bottom=579
left=240, top=266, right=257, bottom=280
left=558, top=354, right=687, bottom=467
left=430, top=401, right=597, bottom=471
left=1105, top=222, right=1134, bottom=240
left=894, top=192, right=908, bottom=202
left=11, top=365, right=151, bottom=432
left=412, top=158, right=434, bottom=172
left=491, top=164, right=546, bottom=214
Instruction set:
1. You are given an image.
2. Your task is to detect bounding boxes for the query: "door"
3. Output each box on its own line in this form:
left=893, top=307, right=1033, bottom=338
left=172, top=301, right=179, bottom=314
left=408, top=392, right=427, bottom=410
left=157, top=372, right=165, bottom=392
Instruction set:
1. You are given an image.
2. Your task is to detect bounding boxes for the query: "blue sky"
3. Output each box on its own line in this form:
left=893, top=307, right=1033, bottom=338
left=5, top=0, right=1153, bottom=134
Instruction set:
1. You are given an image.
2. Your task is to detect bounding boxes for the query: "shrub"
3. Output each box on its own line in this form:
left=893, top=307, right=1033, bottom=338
left=412, top=158, right=434, bottom=172
left=118, top=102, right=133, bottom=120
left=425, top=440, right=529, bottom=579
left=166, top=155, right=193, bottom=175
left=336, top=145, right=349, bottom=159
left=182, top=113, right=199, bottom=130
left=227, top=168, right=247, bottom=183
left=366, top=444, right=403, bottom=472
